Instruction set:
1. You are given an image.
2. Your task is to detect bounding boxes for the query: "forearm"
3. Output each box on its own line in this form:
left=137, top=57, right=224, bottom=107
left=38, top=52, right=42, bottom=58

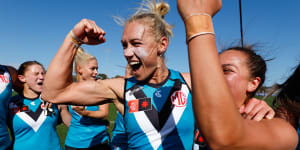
left=188, top=35, right=243, bottom=146
left=42, top=34, right=77, bottom=101
left=82, top=110, right=108, bottom=119
left=85, top=104, right=109, bottom=119
left=59, top=105, right=71, bottom=127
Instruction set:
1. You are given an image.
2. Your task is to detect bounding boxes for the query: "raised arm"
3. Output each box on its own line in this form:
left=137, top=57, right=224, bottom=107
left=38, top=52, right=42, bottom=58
left=42, top=19, right=124, bottom=112
left=177, top=0, right=297, bottom=149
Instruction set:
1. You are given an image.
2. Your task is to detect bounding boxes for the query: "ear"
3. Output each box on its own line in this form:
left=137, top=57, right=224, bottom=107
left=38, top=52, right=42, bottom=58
left=247, top=77, right=261, bottom=93
left=157, top=36, right=168, bottom=56
left=77, top=65, right=82, bottom=75
left=18, top=75, right=26, bottom=83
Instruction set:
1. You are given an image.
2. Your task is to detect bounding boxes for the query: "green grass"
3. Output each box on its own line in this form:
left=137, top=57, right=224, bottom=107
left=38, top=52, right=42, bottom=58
left=255, top=95, right=275, bottom=108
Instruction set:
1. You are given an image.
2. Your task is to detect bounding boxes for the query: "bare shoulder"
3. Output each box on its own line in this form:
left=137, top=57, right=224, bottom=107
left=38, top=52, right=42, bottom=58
left=180, top=72, right=191, bottom=89
left=241, top=118, right=298, bottom=150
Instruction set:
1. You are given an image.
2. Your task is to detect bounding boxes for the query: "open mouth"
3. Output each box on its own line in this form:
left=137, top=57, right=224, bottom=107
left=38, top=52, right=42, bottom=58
left=37, top=82, right=43, bottom=86
left=129, top=61, right=142, bottom=71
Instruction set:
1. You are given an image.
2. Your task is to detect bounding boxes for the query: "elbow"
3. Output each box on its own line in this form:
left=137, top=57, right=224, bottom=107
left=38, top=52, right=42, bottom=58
left=206, top=128, right=243, bottom=150
left=208, top=138, right=240, bottom=150
left=41, top=92, right=60, bottom=104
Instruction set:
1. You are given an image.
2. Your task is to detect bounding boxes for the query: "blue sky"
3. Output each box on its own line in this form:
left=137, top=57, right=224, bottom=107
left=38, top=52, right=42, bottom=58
left=1, top=0, right=299, bottom=86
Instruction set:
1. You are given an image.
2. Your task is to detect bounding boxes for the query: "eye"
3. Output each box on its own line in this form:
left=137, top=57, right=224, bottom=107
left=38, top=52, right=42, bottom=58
left=223, top=68, right=233, bottom=74
left=132, top=42, right=142, bottom=47
left=121, top=42, right=127, bottom=49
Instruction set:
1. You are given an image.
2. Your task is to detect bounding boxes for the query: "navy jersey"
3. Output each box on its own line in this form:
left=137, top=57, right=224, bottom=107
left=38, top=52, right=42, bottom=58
left=124, top=69, right=195, bottom=149
left=0, top=65, right=12, bottom=149
left=65, top=105, right=110, bottom=148
left=111, top=112, right=128, bottom=150
left=8, top=95, right=62, bottom=150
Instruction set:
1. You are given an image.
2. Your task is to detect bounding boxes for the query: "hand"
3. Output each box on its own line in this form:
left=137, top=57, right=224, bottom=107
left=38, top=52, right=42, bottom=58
left=177, top=0, right=222, bottom=20
left=71, top=105, right=87, bottom=116
left=239, top=98, right=275, bottom=121
left=72, top=19, right=106, bottom=45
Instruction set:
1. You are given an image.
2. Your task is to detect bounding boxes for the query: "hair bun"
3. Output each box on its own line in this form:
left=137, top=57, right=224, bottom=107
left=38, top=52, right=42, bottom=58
left=156, top=2, right=169, bottom=18
left=77, top=47, right=84, bottom=55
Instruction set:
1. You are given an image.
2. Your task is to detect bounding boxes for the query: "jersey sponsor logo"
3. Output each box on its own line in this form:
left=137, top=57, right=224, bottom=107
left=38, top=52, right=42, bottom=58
left=0, top=75, right=9, bottom=83
left=171, top=91, right=187, bottom=107
left=10, top=101, right=48, bottom=132
left=155, top=90, right=162, bottom=98
left=129, top=98, right=152, bottom=113
left=0, top=73, right=10, bottom=93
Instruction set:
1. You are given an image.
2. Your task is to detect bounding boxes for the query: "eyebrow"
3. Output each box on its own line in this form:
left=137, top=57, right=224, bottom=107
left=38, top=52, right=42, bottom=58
left=222, top=64, right=237, bottom=69
left=121, top=38, right=142, bottom=43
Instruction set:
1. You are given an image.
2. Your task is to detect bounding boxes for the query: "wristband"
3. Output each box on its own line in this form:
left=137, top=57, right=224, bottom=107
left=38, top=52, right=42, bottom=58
left=69, top=30, right=82, bottom=48
left=184, top=14, right=215, bottom=44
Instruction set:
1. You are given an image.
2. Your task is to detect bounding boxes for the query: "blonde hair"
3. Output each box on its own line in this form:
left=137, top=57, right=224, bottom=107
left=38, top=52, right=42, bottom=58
left=115, top=0, right=173, bottom=44
left=74, top=47, right=97, bottom=81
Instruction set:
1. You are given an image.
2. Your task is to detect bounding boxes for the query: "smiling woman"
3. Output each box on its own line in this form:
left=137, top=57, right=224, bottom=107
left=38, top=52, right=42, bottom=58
left=42, top=0, right=196, bottom=149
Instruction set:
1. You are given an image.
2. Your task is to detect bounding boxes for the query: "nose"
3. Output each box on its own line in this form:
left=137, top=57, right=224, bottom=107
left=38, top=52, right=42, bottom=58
left=94, top=69, right=98, bottom=75
left=124, top=47, right=135, bottom=57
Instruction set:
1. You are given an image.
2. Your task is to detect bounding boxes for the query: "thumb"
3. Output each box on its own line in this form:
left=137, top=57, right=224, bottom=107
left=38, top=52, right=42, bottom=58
left=239, top=104, right=245, bottom=113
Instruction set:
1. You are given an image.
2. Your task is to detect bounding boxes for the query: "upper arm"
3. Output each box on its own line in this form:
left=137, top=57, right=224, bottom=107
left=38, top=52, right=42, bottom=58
left=219, top=118, right=298, bottom=150
left=181, top=72, right=191, bottom=89
left=42, top=78, right=125, bottom=106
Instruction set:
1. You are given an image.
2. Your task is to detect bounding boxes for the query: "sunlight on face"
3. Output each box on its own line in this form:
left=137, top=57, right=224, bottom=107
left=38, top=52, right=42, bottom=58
left=121, top=21, right=158, bottom=81
left=79, top=58, right=98, bottom=81
left=23, top=64, right=45, bottom=94
left=219, top=50, right=251, bottom=106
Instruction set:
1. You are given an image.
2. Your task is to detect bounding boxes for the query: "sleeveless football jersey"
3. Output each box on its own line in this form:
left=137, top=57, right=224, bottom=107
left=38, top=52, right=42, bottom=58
left=8, top=95, right=62, bottom=150
left=124, top=69, right=195, bottom=149
left=0, top=65, right=12, bottom=149
left=111, top=112, right=128, bottom=150
left=65, top=105, right=110, bottom=148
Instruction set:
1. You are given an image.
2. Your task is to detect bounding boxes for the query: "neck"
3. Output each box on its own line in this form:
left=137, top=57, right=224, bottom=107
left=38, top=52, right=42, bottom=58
left=148, top=58, right=169, bottom=84
left=23, top=88, right=40, bottom=99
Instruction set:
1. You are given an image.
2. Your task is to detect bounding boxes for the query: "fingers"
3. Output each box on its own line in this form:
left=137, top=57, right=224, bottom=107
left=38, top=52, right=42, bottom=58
left=72, top=19, right=106, bottom=45
left=243, top=98, right=274, bottom=121
left=244, top=98, right=260, bottom=115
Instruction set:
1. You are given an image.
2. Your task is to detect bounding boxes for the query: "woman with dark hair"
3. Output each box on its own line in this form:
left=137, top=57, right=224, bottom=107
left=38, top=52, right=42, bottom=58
left=7, top=61, right=70, bottom=150
left=194, top=45, right=274, bottom=149
left=177, top=0, right=298, bottom=149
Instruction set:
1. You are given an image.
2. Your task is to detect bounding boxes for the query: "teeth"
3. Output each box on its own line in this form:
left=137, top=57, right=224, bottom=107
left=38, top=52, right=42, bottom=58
left=130, top=62, right=140, bottom=66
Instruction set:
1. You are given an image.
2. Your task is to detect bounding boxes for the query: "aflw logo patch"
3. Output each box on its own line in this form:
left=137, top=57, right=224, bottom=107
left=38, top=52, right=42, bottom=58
left=129, top=97, right=152, bottom=113
left=171, top=91, right=187, bottom=107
